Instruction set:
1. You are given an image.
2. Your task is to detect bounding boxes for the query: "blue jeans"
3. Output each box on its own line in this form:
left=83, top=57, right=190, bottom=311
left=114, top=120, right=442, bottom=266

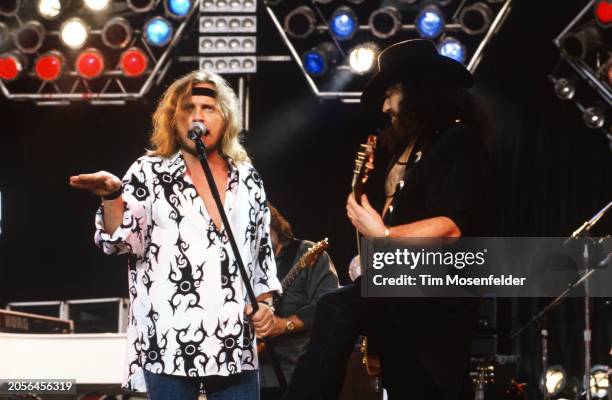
left=143, top=369, right=259, bottom=400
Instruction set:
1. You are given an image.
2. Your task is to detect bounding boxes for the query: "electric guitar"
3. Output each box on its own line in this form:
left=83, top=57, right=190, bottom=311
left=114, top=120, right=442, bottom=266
left=257, top=238, right=330, bottom=353
left=350, top=135, right=380, bottom=377
left=352, top=135, right=378, bottom=257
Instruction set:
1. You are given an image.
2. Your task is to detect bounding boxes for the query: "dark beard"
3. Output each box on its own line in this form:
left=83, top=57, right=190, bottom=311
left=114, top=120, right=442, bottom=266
left=379, top=115, right=417, bottom=155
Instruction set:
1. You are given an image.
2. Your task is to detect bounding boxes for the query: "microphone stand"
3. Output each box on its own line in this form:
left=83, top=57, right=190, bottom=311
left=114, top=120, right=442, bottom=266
left=189, top=131, right=287, bottom=390
left=511, top=200, right=612, bottom=400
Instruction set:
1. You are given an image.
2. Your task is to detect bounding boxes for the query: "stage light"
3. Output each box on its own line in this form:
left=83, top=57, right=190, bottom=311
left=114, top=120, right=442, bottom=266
left=438, top=37, right=467, bottom=63
left=561, top=26, right=601, bottom=59
left=553, top=78, right=576, bottom=100
left=459, top=2, right=492, bottom=35
left=540, top=365, right=567, bottom=397
left=284, top=6, right=316, bottom=39
left=330, top=6, right=358, bottom=41
left=166, top=0, right=192, bottom=19
left=14, top=21, right=45, bottom=54
left=199, top=56, right=256, bottom=73
left=102, top=17, right=132, bottom=49
left=348, top=44, right=377, bottom=74
left=84, top=0, right=110, bottom=11
left=34, top=50, right=64, bottom=81
left=589, top=365, right=610, bottom=399
left=594, top=0, right=612, bottom=29
left=369, top=7, right=401, bottom=39
left=0, top=52, right=26, bottom=81
left=200, top=0, right=256, bottom=12
left=144, top=17, right=173, bottom=47
left=302, top=42, right=339, bottom=77
left=60, top=18, right=89, bottom=49
left=415, top=5, right=445, bottom=39
left=37, top=0, right=61, bottom=19
left=0, top=0, right=20, bottom=17
left=120, top=47, right=148, bottom=77
left=200, top=16, right=256, bottom=33
left=0, top=22, right=9, bottom=48
left=199, top=36, right=255, bottom=53
left=75, top=48, right=105, bottom=79
left=127, top=0, right=156, bottom=13
left=583, top=106, right=605, bottom=129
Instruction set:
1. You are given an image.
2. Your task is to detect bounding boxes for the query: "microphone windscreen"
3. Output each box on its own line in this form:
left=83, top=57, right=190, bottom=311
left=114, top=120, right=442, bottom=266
left=190, top=121, right=207, bottom=136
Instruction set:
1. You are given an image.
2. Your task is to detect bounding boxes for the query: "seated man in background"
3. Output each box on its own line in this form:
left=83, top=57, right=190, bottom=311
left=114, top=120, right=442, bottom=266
left=259, top=204, right=339, bottom=400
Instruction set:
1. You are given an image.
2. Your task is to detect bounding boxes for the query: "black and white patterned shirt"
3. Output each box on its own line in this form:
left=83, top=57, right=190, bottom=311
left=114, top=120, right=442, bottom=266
left=94, top=151, right=281, bottom=392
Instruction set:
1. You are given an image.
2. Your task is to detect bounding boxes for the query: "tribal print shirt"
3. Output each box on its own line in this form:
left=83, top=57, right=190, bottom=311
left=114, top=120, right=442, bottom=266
left=94, top=151, right=281, bottom=392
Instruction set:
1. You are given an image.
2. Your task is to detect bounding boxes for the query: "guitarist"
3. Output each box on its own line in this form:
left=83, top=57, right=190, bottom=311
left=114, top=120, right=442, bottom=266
left=260, top=204, right=339, bottom=400
left=284, top=39, right=493, bottom=400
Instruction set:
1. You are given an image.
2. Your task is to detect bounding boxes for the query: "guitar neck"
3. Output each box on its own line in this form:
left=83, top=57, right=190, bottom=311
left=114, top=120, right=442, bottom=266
left=352, top=186, right=365, bottom=206
left=279, top=242, right=327, bottom=291
left=280, top=263, right=303, bottom=292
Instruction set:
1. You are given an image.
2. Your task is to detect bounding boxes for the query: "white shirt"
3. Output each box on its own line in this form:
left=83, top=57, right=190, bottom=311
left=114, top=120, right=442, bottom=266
left=94, top=152, right=281, bottom=392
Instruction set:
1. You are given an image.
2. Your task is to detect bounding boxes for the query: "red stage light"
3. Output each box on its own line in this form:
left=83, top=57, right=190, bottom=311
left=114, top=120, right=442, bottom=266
left=120, top=47, right=148, bottom=77
left=0, top=53, right=24, bottom=81
left=594, top=0, right=612, bottom=28
left=76, top=48, right=105, bottom=79
left=35, top=51, right=64, bottom=81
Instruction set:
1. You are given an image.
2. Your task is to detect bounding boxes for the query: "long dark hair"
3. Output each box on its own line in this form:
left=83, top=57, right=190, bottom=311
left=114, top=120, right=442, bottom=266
left=268, top=203, right=294, bottom=246
left=380, top=78, right=489, bottom=155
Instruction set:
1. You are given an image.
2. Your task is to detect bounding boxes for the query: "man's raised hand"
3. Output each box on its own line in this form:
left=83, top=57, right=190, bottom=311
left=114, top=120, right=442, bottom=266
left=69, top=171, right=121, bottom=197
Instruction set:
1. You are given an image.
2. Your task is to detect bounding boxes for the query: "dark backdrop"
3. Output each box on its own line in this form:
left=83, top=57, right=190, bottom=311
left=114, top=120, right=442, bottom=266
left=0, top=0, right=610, bottom=397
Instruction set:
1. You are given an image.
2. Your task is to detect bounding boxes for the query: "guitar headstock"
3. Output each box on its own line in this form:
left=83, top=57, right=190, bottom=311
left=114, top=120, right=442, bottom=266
left=298, top=238, right=330, bottom=269
left=471, top=364, right=495, bottom=386
left=352, top=134, right=377, bottom=205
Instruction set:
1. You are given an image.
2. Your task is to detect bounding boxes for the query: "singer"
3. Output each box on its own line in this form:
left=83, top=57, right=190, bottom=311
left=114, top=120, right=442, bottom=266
left=69, top=70, right=281, bottom=400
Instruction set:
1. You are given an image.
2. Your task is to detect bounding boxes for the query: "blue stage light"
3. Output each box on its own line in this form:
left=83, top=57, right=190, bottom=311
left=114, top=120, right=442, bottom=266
left=302, top=42, right=338, bottom=76
left=144, top=17, right=173, bottom=47
left=303, top=51, right=325, bottom=75
left=415, top=5, right=445, bottom=38
left=166, top=0, right=191, bottom=18
left=330, top=6, right=358, bottom=40
left=438, top=37, right=466, bottom=63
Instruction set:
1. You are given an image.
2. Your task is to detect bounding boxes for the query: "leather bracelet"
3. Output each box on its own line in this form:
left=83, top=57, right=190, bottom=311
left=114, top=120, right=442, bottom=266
left=102, top=184, right=123, bottom=201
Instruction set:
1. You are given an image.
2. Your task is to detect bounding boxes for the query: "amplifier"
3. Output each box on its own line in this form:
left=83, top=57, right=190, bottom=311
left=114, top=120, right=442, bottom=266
left=0, top=309, right=73, bottom=333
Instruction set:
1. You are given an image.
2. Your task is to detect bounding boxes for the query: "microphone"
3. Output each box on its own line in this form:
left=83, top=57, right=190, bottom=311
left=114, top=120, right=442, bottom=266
left=188, top=121, right=207, bottom=140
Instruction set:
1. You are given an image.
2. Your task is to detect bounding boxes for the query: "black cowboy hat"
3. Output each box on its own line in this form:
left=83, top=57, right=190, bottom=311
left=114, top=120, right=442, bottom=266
left=361, top=39, right=473, bottom=109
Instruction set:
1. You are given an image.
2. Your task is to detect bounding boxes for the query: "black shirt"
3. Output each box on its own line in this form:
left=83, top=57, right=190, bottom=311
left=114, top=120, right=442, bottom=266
left=384, top=122, right=494, bottom=236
